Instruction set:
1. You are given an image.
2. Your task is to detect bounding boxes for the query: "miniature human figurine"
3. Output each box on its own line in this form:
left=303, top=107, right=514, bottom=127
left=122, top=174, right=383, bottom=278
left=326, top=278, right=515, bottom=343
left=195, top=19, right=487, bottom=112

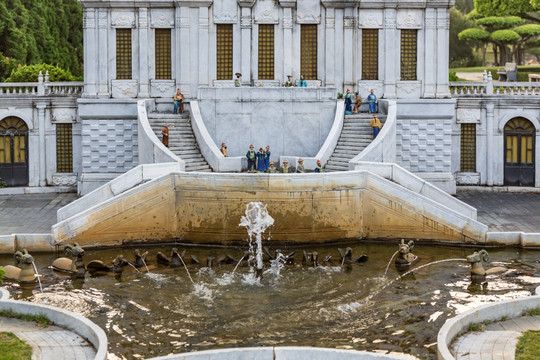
left=264, top=145, right=271, bottom=168
left=246, top=145, right=256, bottom=172
left=220, top=142, right=228, bottom=157
left=344, top=89, right=352, bottom=114
left=280, top=159, right=292, bottom=173
left=161, top=123, right=169, bottom=148
left=314, top=159, right=323, bottom=173
left=256, top=147, right=267, bottom=172
left=173, top=89, right=184, bottom=114
left=266, top=161, right=278, bottom=173
left=367, top=89, right=378, bottom=113
left=370, top=113, right=382, bottom=139
left=234, top=73, right=242, bottom=87
left=353, top=92, right=362, bottom=113
left=284, top=75, right=294, bottom=87
left=298, top=75, right=307, bottom=87
left=296, top=158, right=305, bottom=173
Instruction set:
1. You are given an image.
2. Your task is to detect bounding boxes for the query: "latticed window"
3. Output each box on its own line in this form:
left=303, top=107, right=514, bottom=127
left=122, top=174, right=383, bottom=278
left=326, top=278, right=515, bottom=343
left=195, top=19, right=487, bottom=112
left=155, top=29, right=172, bottom=79
left=56, top=123, right=73, bottom=173
left=362, top=29, right=378, bottom=80
left=460, top=123, right=476, bottom=172
left=216, top=24, right=233, bottom=80
left=400, top=30, right=417, bottom=80
left=116, top=29, right=132, bottom=79
left=301, top=24, right=317, bottom=80
left=258, top=24, right=274, bottom=80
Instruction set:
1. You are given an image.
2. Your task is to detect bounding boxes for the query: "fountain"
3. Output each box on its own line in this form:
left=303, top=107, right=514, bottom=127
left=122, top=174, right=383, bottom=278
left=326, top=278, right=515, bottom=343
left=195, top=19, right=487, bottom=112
left=1, top=249, right=37, bottom=283
left=394, top=240, right=418, bottom=272
left=51, top=243, right=86, bottom=278
left=239, top=202, right=274, bottom=277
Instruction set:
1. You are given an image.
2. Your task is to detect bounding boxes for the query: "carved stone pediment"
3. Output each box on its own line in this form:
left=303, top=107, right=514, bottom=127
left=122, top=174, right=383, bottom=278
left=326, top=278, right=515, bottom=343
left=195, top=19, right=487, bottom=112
left=111, top=11, right=136, bottom=28
left=254, top=0, right=279, bottom=24
left=52, top=109, right=76, bottom=123
left=358, top=10, right=383, bottom=28
left=214, top=0, right=238, bottom=23
left=151, top=10, right=175, bottom=28
left=457, top=108, right=481, bottom=123
left=397, top=9, right=422, bottom=29
left=297, top=0, right=320, bottom=24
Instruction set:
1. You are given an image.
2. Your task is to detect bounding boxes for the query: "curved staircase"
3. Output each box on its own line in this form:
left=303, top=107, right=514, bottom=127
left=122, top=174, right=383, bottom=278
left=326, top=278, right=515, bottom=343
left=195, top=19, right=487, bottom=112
left=148, top=112, right=212, bottom=172
left=325, top=113, right=386, bottom=172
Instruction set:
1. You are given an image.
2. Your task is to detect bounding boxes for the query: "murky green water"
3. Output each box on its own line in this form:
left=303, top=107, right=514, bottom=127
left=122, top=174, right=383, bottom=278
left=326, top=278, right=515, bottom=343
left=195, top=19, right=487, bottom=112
left=2, top=243, right=540, bottom=360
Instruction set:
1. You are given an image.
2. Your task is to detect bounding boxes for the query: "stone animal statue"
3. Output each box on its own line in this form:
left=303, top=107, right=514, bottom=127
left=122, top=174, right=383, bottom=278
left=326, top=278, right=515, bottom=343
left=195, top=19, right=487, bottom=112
left=1, top=249, right=36, bottom=283
left=395, top=239, right=418, bottom=271
left=467, top=249, right=506, bottom=284
left=264, top=247, right=295, bottom=264
left=133, top=249, right=149, bottom=269
left=157, top=248, right=185, bottom=267
left=86, top=255, right=129, bottom=275
left=51, top=243, right=86, bottom=278
left=338, top=247, right=368, bottom=264
left=302, top=251, right=330, bottom=267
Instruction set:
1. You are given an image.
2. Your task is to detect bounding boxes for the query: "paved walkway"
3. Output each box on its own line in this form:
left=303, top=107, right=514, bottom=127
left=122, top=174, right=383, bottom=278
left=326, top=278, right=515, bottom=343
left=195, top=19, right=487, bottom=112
left=0, top=316, right=96, bottom=360
left=0, top=193, right=76, bottom=235
left=453, top=315, right=540, bottom=359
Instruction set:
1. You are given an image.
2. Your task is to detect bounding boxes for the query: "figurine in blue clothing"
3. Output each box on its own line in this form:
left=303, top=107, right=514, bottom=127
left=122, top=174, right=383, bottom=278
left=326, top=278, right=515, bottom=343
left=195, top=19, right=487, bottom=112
left=256, top=147, right=267, bottom=172
left=344, top=89, right=352, bottom=114
left=246, top=144, right=256, bottom=172
left=264, top=145, right=271, bottom=169
left=367, top=89, right=378, bottom=113
left=315, top=160, right=323, bottom=173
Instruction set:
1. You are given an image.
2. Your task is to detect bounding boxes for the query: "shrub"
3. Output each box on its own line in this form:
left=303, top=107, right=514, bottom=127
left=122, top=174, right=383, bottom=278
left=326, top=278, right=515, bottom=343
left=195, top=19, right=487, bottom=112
left=5, top=64, right=74, bottom=82
left=449, top=71, right=459, bottom=81
left=0, top=267, right=4, bottom=284
left=0, top=177, right=7, bottom=188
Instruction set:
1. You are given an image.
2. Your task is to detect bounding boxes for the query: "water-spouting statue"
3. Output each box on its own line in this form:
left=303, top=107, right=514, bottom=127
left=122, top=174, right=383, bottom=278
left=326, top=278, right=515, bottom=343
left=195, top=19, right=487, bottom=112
left=395, top=240, right=418, bottom=271
left=1, top=249, right=36, bottom=283
left=265, top=247, right=295, bottom=264
left=134, top=249, right=149, bottom=269
left=87, top=255, right=129, bottom=275
left=467, top=249, right=507, bottom=284
left=52, top=243, right=86, bottom=278
left=338, top=247, right=368, bottom=264
left=157, top=248, right=185, bottom=267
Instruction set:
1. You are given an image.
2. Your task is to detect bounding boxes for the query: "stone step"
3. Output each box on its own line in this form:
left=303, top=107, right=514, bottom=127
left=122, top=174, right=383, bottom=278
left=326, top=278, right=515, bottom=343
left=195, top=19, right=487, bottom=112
left=186, top=164, right=212, bottom=171
left=332, top=150, right=362, bottom=156
left=335, top=144, right=368, bottom=151
left=324, top=164, right=349, bottom=172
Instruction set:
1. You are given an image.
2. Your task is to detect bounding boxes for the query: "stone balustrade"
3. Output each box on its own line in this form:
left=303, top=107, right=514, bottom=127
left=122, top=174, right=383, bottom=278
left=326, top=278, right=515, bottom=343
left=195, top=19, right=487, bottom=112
left=450, top=70, right=540, bottom=97
left=0, top=71, right=83, bottom=97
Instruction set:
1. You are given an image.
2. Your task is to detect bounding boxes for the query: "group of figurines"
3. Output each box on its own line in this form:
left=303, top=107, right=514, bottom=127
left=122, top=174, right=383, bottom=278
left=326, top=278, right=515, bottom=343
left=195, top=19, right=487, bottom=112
left=233, top=73, right=308, bottom=88
left=344, top=89, right=382, bottom=139
left=243, top=144, right=323, bottom=173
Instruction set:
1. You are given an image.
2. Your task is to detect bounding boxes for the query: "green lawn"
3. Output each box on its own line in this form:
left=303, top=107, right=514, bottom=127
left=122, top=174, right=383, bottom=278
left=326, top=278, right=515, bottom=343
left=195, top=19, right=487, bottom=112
left=0, top=332, right=32, bottom=360
left=516, top=330, right=540, bottom=360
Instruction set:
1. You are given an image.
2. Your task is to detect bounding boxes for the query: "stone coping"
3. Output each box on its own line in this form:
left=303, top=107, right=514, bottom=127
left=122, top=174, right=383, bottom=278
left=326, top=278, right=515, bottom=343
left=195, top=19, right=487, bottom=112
left=437, top=286, right=540, bottom=360
left=0, top=288, right=108, bottom=360
left=147, top=346, right=417, bottom=360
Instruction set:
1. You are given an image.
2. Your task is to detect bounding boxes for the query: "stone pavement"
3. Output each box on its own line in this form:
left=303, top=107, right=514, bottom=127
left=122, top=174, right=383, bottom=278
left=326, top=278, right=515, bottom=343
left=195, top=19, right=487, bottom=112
left=0, top=193, right=76, bottom=235
left=452, top=315, right=540, bottom=360
left=0, top=316, right=96, bottom=360
left=456, top=190, right=540, bottom=233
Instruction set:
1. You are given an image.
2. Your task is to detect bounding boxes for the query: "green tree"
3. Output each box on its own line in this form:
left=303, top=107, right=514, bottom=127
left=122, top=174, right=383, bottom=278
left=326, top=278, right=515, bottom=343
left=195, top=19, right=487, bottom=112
left=491, top=29, right=521, bottom=64
left=514, top=24, right=540, bottom=63
left=450, top=8, right=478, bottom=67
left=458, top=28, right=491, bottom=65
left=474, top=0, right=539, bottom=22
left=474, top=16, right=524, bottom=65
left=5, top=64, right=74, bottom=82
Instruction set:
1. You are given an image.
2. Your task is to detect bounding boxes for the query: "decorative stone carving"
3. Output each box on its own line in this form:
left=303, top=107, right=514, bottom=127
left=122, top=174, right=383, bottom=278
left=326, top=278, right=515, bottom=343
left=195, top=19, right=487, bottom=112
left=457, top=108, right=481, bottom=123
left=344, top=16, right=355, bottom=29
left=358, top=10, right=383, bottom=28
left=241, top=15, right=252, bottom=28
left=297, top=0, right=320, bottom=24
left=283, top=15, right=293, bottom=29
left=84, top=10, right=96, bottom=29
left=384, top=10, right=396, bottom=29
left=180, top=16, right=190, bottom=28
left=357, top=81, right=383, bottom=99
left=214, top=0, right=238, bottom=23
left=456, top=172, right=481, bottom=185
left=111, top=11, right=136, bottom=28
left=437, top=12, right=449, bottom=29
left=111, top=80, right=138, bottom=98
left=52, top=109, right=76, bottom=123
left=396, top=81, right=422, bottom=98
left=213, top=80, right=236, bottom=88
left=139, top=11, right=149, bottom=29
left=98, top=11, right=108, bottom=29
left=397, top=10, right=422, bottom=29
left=325, top=17, right=335, bottom=29
left=150, top=80, right=175, bottom=98
left=151, top=10, right=174, bottom=28
left=52, top=174, right=78, bottom=187
left=254, top=0, right=278, bottom=24
left=199, top=17, right=209, bottom=29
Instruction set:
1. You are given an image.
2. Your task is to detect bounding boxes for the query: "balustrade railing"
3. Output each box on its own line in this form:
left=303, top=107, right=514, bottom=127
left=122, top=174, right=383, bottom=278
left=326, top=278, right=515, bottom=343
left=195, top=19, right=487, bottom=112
left=0, top=71, right=83, bottom=97
left=450, top=70, right=540, bottom=97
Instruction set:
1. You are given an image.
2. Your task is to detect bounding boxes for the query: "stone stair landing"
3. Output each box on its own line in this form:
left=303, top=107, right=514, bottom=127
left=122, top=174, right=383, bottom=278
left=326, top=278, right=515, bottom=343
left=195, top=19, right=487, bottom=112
left=148, top=112, right=212, bottom=172
left=325, top=113, right=386, bottom=172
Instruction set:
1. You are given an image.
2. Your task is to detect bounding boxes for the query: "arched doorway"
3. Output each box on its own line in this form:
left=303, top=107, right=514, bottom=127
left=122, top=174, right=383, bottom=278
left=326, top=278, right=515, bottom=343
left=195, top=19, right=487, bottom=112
left=0, top=117, right=29, bottom=186
left=504, top=117, right=535, bottom=186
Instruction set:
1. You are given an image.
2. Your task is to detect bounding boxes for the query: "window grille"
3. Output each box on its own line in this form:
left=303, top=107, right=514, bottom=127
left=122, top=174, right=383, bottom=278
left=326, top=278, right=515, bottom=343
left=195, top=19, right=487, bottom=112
left=56, top=123, right=73, bottom=173
left=301, top=25, right=317, bottom=80
left=362, top=29, right=378, bottom=80
left=258, top=24, right=274, bottom=80
left=216, top=24, right=233, bottom=80
left=116, top=29, right=132, bottom=80
left=400, top=30, right=417, bottom=80
left=460, top=123, right=476, bottom=172
left=155, top=29, right=172, bottom=80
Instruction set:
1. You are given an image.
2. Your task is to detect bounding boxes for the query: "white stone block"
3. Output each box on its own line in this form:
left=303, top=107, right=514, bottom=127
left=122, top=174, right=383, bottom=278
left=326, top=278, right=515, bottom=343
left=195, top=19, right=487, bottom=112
left=521, top=233, right=540, bottom=247
left=109, top=166, right=143, bottom=196
left=486, top=232, right=521, bottom=245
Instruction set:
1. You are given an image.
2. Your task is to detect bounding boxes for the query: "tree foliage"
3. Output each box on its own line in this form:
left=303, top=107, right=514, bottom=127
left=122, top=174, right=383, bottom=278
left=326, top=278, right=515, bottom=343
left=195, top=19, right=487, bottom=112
left=5, top=64, right=74, bottom=82
left=476, top=16, right=525, bottom=29
left=474, top=0, right=535, bottom=17
left=0, top=0, right=82, bottom=81
left=450, top=8, right=479, bottom=67
left=459, top=28, right=491, bottom=41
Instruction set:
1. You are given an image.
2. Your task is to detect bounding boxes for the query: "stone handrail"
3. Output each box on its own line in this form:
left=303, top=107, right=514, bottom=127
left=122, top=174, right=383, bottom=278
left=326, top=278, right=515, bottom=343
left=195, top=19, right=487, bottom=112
left=137, top=99, right=185, bottom=167
left=0, top=290, right=108, bottom=360
left=0, top=83, right=39, bottom=95
left=349, top=161, right=476, bottom=218
left=349, top=100, right=396, bottom=165
left=190, top=101, right=245, bottom=172
left=56, top=162, right=182, bottom=222
left=46, top=82, right=84, bottom=95
left=437, top=287, right=540, bottom=360
left=0, top=71, right=83, bottom=97
left=449, top=82, right=486, bottom=96
left=450, top=70, right=540, bottom=96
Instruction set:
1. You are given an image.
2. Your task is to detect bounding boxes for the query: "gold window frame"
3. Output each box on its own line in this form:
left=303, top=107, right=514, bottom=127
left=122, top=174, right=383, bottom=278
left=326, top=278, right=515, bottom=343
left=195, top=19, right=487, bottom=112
left=116, top=29, right=132, bottom=80
left=216, top=24, right=233, bottom=80
left=362, top=29, right=378, bottom=80
left=400, top=30, right=417, bottom=80
left=155, top=29, right=172, bottom=80
left=258, top=24, right=274, bottom=80
left=301, top=24, right=317, bottom=80
left=56, top=123, right=73, bottom=173
left=460, top=123, right=476, bottom=172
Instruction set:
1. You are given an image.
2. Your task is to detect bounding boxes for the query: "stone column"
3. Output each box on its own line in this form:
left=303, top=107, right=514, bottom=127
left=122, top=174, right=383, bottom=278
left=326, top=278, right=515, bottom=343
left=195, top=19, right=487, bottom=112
left=423, top=8, right=436, bottom=98
left=282, top=7, right=293, bottom=79
left=179, top=7, right=191, bottom=95
left=36, top=103, right=47, bottom=186
left=343, top=8, right=355, bottom=90
left=486, top=102, right=494, bottom=186
left=83, top=9, right=97, bottom=97
left=436, top=8, right=451, bottom=98
left=383, top=8, right=397, bottom=98
left=174, top=7, right=182, bottom=89
left=240, top=5, right=253, bottom=85
left=138, top=8, right=150, bottom=98
left=97, top=8, right=109, bottom=97
left=198, top=7, right=210, bottom=90
left=324, top=8, right=335, bottom=87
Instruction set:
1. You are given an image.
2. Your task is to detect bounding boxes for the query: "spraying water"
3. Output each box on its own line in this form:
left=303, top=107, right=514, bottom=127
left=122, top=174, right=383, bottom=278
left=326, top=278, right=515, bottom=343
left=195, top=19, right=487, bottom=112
left=125, top=261, right=140, bottom=273
left=141, top=258, right=150, bottom=273
left=383, top=250, right=399, bottom=278
left=178, top=252, right=196, bottom=286
left=31, top=261, right=43, bottom=293
left=239, top=202, right=274, bottom=275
